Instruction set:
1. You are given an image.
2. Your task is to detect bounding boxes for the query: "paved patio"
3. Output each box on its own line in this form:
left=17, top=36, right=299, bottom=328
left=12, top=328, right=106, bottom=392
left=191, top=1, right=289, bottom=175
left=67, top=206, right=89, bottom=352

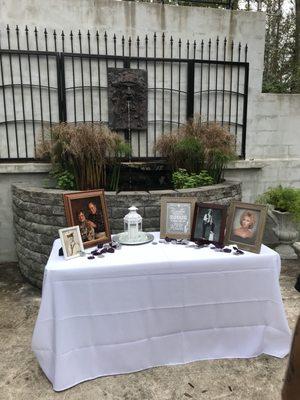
left=0, top=259, right=299, bottom=400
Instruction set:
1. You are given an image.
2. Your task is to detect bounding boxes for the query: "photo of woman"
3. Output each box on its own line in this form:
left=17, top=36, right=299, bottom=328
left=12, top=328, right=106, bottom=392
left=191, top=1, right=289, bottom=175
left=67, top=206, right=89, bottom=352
left=225, top=201, right=267, bottom=253
left=77, top=210, right=95, bottom=242
left=231, top=209, right=260, bottom=245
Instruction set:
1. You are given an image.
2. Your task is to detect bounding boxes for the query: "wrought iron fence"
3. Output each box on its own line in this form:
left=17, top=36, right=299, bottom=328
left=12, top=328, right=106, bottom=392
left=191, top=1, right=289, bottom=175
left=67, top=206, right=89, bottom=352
left=0, top=25, right=249, bottom=161
left=123, top=0, right=235, bottom=8
left=122, top=1, right=262, bottom=10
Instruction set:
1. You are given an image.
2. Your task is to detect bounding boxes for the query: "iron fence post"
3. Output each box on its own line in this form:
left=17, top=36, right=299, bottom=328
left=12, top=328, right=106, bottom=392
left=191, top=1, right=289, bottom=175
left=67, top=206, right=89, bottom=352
left=241, top=62, right=249, bottom=159
left=57, top=53, right=67, bottom=122
left=186, top=60, right=195, bottom=120
left=123, top=57, right=131, bottom=155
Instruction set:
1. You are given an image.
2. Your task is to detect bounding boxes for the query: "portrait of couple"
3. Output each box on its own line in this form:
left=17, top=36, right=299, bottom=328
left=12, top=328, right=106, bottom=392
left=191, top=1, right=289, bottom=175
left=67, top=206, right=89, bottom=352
left=63, top=190, right=111, bottom=248
left=76, top=200, right=105, bottom=242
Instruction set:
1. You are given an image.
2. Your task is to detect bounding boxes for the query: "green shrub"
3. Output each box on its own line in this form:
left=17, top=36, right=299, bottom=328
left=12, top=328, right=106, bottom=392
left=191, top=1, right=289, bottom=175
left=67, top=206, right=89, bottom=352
left=54, top=169, right=76, bottom=190
left=172, top=168, right=214, bottom=189
left=257, top=185, right=300, bottom=221
left=155, top=116, right=235, bottom=183
left=173, top=136, right=205, bottom=173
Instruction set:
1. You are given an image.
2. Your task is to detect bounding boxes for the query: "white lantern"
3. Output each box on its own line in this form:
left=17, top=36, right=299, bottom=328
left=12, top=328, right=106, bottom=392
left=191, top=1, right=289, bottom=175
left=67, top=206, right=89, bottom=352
left=124, top=206, right=143, bottom=242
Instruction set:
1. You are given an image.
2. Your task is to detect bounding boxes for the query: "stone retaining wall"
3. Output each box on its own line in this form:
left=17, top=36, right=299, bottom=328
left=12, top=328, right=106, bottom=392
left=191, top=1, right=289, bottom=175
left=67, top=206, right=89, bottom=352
left=12, top=182, right=241, bottom=288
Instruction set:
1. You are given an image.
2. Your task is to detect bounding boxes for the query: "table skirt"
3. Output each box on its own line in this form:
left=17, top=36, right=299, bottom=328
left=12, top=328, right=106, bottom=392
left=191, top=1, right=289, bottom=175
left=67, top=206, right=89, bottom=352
left=32, top=233, right=291, bottom=391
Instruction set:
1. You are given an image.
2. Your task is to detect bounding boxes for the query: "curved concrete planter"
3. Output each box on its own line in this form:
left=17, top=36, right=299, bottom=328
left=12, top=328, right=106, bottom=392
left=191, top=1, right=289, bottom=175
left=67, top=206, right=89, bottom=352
left=268, top=208, right=298, bottom=259
left=12, top=182, right=241, bottom=288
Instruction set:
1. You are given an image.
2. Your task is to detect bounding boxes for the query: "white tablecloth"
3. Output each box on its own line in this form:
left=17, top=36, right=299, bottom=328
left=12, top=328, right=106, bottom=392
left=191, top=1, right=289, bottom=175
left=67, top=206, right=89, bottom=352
left=32, top=233, right=291, bottom=391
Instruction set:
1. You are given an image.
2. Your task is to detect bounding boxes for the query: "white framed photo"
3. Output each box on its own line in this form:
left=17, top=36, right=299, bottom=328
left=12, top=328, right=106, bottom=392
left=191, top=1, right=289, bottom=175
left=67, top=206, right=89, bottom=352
left=59, top=226, right=84, bottom=260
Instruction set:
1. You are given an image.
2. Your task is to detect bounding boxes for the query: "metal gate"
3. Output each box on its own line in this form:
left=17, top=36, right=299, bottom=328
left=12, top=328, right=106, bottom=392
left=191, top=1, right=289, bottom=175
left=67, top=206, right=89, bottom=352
left=0, top=26, right=249, bottom=161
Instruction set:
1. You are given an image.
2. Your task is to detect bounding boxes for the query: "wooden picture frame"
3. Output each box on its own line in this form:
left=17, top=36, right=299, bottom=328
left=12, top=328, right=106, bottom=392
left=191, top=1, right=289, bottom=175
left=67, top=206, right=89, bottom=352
left=224, top=201, right=267, bottom=253
left=160, top=197, right=196, bottom=239
left=63, top=190, right=111, bottom=248
left=191, top=202, right=227, bottom=246
left=59, top=226, right=84, bottom=260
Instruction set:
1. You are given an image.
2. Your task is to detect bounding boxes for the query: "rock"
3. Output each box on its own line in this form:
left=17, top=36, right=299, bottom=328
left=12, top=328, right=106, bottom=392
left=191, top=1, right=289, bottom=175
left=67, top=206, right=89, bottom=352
left=274, top=244, right=298, bottom=260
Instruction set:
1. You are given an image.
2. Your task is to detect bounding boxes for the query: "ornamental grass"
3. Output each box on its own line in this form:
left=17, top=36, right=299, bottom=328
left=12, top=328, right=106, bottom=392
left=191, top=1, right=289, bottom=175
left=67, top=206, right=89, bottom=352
left=155, top=116, right=235, bottom=183
left=36, top=122, right=129, bottom=190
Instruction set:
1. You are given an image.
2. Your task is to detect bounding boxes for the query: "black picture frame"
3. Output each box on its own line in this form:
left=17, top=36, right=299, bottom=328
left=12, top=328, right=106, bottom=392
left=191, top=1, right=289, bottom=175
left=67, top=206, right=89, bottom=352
left=191, top=202, right=227, bottom=246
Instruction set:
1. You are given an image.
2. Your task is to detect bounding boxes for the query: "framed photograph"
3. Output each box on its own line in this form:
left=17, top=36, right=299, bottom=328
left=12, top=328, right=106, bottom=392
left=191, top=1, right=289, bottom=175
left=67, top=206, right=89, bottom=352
left=59, top=226, right=84, bottom=260
left=160, top=197, right=196, bottom=239
left=224, top=201, right=267, bottom=253
left=191, top=203, right=227, bottom=246
left=63, top=190, right=111, bottom=248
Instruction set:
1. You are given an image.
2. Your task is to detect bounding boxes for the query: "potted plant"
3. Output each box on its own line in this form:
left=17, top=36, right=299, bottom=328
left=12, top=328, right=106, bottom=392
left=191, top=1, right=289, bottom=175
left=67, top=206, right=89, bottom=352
left=257, top=185, right=300, bottom=259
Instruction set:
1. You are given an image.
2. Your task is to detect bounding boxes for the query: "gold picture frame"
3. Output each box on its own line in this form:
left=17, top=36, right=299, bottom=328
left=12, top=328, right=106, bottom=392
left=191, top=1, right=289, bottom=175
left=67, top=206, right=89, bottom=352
left=225, top=201, right=267, bottom=253
left=160, top=197, right=196, bottom=239
left=63, top=190, right=111, bottom=248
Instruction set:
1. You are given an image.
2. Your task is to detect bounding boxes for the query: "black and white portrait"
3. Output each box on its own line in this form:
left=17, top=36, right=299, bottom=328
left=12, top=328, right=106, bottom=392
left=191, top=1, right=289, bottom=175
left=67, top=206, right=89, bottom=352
left=191, top=203, right=227, bottom=246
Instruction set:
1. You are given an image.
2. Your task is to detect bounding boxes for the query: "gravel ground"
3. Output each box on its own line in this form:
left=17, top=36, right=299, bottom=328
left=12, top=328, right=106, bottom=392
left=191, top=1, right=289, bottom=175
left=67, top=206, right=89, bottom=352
left=0, top=260, right=299, bottom=400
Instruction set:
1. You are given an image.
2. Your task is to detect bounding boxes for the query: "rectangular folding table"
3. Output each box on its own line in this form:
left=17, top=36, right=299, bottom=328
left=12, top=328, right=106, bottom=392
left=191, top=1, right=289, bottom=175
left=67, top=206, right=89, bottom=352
left=32, top=232, right=291, bottom=391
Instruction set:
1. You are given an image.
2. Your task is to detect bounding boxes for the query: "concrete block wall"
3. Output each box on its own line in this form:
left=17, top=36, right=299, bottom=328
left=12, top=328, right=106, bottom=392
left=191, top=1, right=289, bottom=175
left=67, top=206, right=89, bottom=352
left=224, top=93, right=300, bottom=203
left=0, top=167, right=49, bottom=263
left=12, top=181, right=241, bottom=287
left=246, top=94, right=300, bottom=160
